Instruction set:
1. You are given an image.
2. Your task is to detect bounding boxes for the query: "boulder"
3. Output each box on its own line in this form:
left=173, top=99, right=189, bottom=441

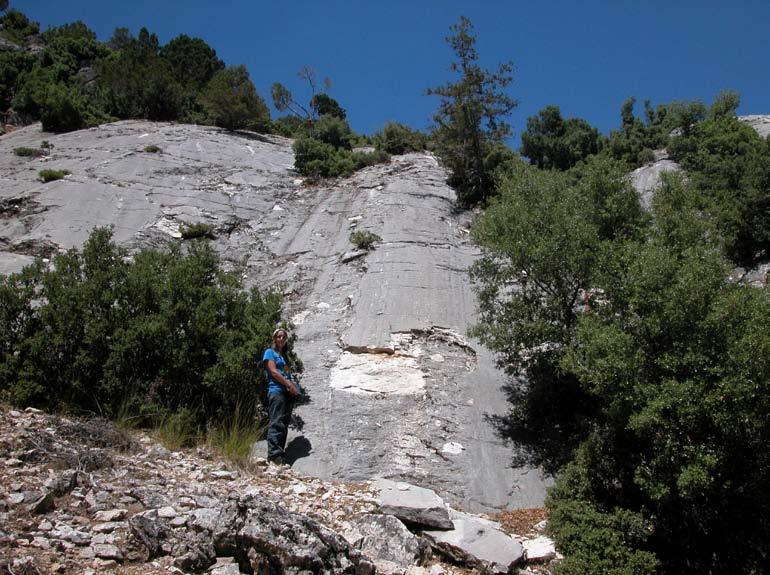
left=372, top=479, right=452, bottom=529
left=348, top=513, right=430, bottom=567
left=211, top=493, right=375, bottom=574
left=423, top=518, right=524, bottom=574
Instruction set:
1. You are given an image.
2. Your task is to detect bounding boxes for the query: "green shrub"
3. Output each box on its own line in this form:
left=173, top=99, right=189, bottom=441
left=38, top=169, right=70, bottom=182
left=0, top=9, right=40, bottom=44
left=41, top=84, right=87, bottom=133
left=199, top=65, right=270, bottom=131
left=310, top=114, right=354, bottom=149
left=0, top=228, right=298, bottom=431
left=293, top=136, right=355, bottom=179
left=272, top=115, right=310, bottom=138
left=180, top=222, right=215, bottom=239
left=350, top=230, right=382, bottom=251
left=520, top=106, right=603, bottom=170
left=13, top=146, right=44, bottom=157
left=143, top=144, right=162, bottom=153
left=352, top=149, right=390, bottom=170
left=471, top=155, right=770, bottom=573
left=636, top=147, right=655, bottom=165
left=373, top=122, right=427, bottom=155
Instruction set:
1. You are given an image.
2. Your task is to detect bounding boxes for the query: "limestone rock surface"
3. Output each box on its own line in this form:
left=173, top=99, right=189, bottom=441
left=0, top=120, right=548, bottom=511
left=424, top=517, right=524, bottom=574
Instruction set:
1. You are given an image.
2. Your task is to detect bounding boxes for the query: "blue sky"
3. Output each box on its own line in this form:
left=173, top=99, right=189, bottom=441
left=12, top=0, right=770, bottom=144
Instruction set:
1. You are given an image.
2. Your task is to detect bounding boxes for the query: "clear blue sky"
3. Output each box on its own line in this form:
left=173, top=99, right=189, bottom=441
left=12, top=0, right=770, bottom=144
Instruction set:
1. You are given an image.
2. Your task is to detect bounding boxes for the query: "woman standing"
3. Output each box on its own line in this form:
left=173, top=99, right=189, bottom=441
left=263, top=328, right=299, bottom=465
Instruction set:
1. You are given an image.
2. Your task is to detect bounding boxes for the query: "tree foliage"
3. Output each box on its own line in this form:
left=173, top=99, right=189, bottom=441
left=606, top=97, right=707, bottom=167
left=520, top=105, right=603, bottom=170
left=668, top=92, right=770, bottom=264
left=310, top=92, right=346, bottom=119
left=471, top=148, right=770, bottom=573
left=428, top=16, right=517, bottom=205
left=0, top=9, right=269, bottom=133
left=199, top=65, right=270, bottom=131
left=0, top=228, right=296, bottom=427
left=159, top=34, right=224, bottom=89
left=373, top=121, right=427, bottom=155
left=0, top=8, right=39, bottom=44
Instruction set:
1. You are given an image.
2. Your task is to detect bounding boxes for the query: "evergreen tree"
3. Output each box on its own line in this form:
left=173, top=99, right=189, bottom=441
left=520, top=105, right=603, bottom=170
left=200, top=65, right=269, bottom=131
left=427, top=16, right=517, bottom=205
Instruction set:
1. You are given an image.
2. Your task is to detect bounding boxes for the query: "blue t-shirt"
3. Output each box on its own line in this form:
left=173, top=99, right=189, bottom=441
left=263, top=347, right=291, bottom=396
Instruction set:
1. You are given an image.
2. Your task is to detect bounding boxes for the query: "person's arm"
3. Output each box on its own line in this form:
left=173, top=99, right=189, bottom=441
left=266, top=360, right=298, bottom=396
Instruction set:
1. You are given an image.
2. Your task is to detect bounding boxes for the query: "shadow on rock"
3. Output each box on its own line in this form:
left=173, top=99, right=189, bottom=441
left=485, top=360, right=597, bottom=476
left=285, top=436, right=312, bottom=465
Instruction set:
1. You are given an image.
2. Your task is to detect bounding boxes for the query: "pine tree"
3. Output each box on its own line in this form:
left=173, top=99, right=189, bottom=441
left=427, top=16, right=517, bottom=205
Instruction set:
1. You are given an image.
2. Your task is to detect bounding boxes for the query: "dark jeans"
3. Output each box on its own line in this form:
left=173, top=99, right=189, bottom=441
left=267, top=392, right=293, bottom=460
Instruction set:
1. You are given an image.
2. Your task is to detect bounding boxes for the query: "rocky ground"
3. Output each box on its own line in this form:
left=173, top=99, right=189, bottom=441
left=0, top=406, right=558, bottom=575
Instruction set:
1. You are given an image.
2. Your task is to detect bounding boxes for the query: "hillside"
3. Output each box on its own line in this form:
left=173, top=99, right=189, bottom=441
left=0, top=121, right=549, bottom=512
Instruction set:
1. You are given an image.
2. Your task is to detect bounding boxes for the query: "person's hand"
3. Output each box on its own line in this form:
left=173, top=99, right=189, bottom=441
left=287, top=383, right=299, bottom=397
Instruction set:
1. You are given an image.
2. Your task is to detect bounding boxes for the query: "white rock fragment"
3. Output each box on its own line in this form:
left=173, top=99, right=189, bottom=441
left=330, top=352, right=425, bottom=396
left=441, top=442, right=465, bottom=455
left=157, top=505, right=177, bottom=518
left=93, top=509, right=127, bottom=522
left=210, top=470, right=236, bottom=480
left=522, top=536, right=558, bottom=563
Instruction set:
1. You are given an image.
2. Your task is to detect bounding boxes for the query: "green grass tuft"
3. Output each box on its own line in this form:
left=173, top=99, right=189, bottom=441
left=38, top=169, right=70, bottom=182
left=181, top=222, right=216, bottom=240
left=14, top=147, right=45, bottom=158
left=155, top=409, right=199, bottom=451
left=207, top=404, right=266, bottom=466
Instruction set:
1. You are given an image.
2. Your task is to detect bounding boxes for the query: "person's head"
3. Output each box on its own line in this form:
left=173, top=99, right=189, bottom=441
left=272, top=328, right=289, bottom=350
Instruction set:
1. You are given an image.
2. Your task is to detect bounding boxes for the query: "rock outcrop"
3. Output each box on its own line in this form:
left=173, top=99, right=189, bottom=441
left=0, top=407, right=556, bottom=574
left=0, top=121, right=549, bottom=512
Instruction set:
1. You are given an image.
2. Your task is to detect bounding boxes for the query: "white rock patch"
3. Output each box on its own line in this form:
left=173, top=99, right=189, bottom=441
left=441, top=442, right=465, bottom=455
left=330, top=352, right=425, bottom=395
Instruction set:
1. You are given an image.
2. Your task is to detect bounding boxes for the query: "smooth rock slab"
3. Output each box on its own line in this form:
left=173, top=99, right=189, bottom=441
left=372, top=479, right=452, bottom=529
left=424, top=518, right=524, bottom=574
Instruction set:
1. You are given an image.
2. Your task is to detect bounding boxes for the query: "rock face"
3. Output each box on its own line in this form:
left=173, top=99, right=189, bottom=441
left=630, top=157, right=682, bottom=211
left=0, top=120, right=548, bottom=511
left=740, top=114, right=770, bottom=139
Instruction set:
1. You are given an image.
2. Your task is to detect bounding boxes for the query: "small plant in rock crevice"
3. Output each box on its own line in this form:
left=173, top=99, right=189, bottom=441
left=143, top=144, right=162, bottom=153
left=38, top=169, right=70, bottom=182
left=14, top=146, right=45, bottom=158
left=349, top=229, right=382, bottom=251
left=181, top=222, right=216, bottom=240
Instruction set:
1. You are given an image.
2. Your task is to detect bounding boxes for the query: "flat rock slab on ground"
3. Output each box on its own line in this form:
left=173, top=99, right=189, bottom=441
left=373, top=479, right=452, bottom=529
left=424, top=518, right=524, bottom=574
